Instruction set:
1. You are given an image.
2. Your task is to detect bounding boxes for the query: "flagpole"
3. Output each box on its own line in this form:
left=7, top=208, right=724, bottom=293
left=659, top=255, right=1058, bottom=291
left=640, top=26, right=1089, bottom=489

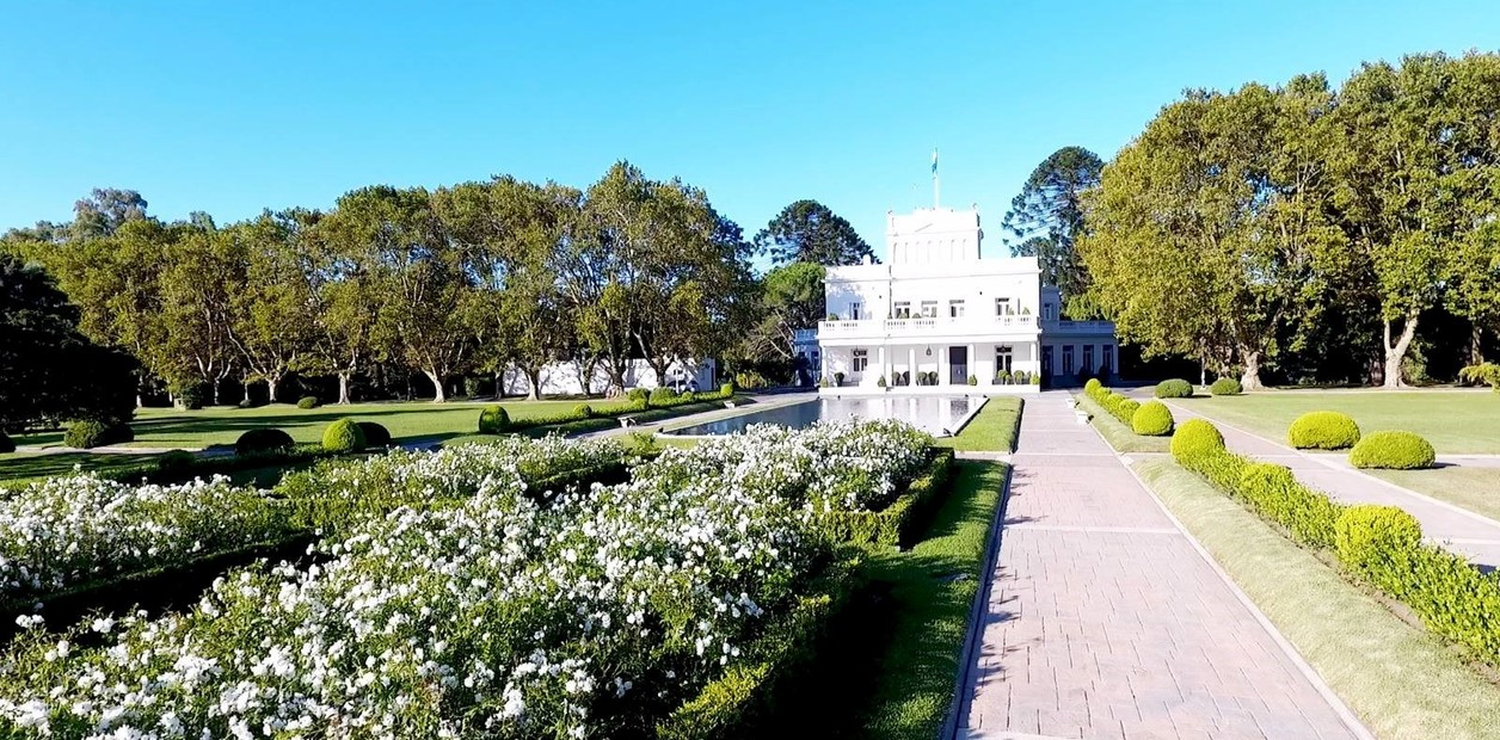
left=931, top=148, right=940, bottom=208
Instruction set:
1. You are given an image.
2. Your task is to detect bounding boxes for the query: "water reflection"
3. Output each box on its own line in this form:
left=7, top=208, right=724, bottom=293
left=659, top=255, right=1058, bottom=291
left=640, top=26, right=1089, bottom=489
left=668, top=396, right=983, bottom=437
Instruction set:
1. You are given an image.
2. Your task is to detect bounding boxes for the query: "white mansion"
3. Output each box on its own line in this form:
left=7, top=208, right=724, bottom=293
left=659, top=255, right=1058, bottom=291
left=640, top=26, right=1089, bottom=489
left=808, top=205, right=1117, bottom=394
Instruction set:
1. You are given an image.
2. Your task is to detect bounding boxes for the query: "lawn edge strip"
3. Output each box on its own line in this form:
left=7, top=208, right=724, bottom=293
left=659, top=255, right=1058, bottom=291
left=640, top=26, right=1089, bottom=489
left=940, top=461, right=1014, bottom=740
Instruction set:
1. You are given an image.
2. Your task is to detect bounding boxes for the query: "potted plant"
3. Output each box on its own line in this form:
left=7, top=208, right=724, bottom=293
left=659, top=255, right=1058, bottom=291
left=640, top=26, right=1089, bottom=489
left=834, top=371, right=845, bottom=387
left=876, top=374, right=887, bottom=388
left=967, top=374, right=978, bottom=386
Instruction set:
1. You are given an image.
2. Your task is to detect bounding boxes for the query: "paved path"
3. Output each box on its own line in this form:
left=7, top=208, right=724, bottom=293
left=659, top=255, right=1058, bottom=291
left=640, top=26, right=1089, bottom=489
left=1166, top=402, right=1500, bottom=570
left=959, top=391, right=1368, bottom=740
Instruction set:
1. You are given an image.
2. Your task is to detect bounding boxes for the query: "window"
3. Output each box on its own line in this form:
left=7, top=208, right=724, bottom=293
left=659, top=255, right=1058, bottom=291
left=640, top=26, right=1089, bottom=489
left=852, top=348, right=869, bottom=373
left=995, top=345, right=1013, bottom=373
left=1083, top=345, right=1094, bottom=374
left=1102, top=345, right=1113, bottom=376
left=894, top=301, right=911, bottom=319
left=1043, top=303, right=1055, bottom=321
left=1062, top=345, right=1074, bottom=375
left=994, top=297, right=1012, bottom=316
left=949, top=300, right=966, bottom=318
left=850, top=302, right=862, bottom=320
left=920, top=301, right=938, bottom=318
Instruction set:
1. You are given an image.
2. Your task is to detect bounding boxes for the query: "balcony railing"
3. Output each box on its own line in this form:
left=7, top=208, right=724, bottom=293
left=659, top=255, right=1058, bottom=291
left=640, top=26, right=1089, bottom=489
left=818, top=314, right=1038, bottom=339
left=1042, top=319, right=1115, bottom=334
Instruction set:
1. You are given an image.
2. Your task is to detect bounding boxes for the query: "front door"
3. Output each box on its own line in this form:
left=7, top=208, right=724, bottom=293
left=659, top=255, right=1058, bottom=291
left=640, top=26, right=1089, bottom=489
left=949, top=346, right=968, bottom=385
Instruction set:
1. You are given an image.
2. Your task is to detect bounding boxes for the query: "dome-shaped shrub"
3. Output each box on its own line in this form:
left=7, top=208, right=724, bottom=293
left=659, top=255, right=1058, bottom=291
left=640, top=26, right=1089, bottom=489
left=155, top=450, right=197, bottom=473
left=322, top=419, right=367, bottom=454
left=235, top=428, right=295, bottom=456
left=574, top=403, right=594, bottom=418
left=478, top=405, right=509, bottom=434
left=1287, top=411, right=1360, bottom=450
left=1335, top=505, right=1422, bottom=580
left=1084, top=378, right=1102, bottom=394
left=356, top=421, right=392, bottom=449
left=1209, top=378, right=1242, bottom=396
left=1132, top=400, right=1174, bottom=436
left=297, top=396, right=321, bottom=409
left=0, top=431, right=14, bottom=454
left=1154, top=379, right=1193, bottom=399
left=626, top=388, right=649, bottom=403
left=1349, top=431, right=1435, bottom=470
left=648, top=387, right=678, bottom=406
left=1171, top=419, right=1225, bottom=462
left=719, top=383, right=734, bottom=398
left=65, top=420, right=132, bottom=449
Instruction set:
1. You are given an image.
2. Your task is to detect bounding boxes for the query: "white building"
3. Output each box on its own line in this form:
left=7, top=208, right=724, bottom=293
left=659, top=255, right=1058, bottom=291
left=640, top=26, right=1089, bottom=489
left=815, top=206, right=1117, bottom=394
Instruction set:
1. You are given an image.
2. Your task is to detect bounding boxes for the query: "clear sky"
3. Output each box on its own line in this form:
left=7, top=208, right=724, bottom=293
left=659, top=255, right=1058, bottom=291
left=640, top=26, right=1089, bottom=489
left=2, top=1, right=1497, bottom=260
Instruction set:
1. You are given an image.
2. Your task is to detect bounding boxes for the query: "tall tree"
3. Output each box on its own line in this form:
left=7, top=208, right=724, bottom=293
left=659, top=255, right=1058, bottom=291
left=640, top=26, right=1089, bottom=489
left=739, top=262, right=825, bottom=363
left=226, top=210, right=319, bottom=403
left=1002, top=147, right=1103, bottom=316
left=161, top=225, right=243, bottom=404
left=754, top=199, right=874, bottom=266
left=71, top=188, right=149, bottom=239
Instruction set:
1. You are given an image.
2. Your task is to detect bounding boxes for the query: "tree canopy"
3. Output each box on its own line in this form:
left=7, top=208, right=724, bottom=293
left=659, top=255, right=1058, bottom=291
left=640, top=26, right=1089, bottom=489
left=1002, top=146, right=1103, bottom=316
left=753, top=199, right=874, bottom=266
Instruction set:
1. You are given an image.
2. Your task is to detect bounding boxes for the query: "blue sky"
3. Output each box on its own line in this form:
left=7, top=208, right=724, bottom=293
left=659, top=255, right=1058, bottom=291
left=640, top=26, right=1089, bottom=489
left=2, top=1, right=1497, bottom=259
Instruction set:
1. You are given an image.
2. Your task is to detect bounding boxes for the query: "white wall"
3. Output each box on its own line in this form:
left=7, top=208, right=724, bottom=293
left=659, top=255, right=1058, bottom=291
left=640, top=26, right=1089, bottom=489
left=502, top=358, right=716, bottom=396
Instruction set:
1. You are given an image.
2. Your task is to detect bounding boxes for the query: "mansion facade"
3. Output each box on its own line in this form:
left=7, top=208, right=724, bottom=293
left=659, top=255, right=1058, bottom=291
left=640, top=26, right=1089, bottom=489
left=810, top=206, right=1117, bottom=394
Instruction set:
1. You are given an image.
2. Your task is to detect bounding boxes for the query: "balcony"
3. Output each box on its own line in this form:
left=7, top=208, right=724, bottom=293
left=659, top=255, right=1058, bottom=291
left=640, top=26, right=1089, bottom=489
left=1041, top=319, right=1115, bottom=335
left=818, top=314, right=1038, bottom=341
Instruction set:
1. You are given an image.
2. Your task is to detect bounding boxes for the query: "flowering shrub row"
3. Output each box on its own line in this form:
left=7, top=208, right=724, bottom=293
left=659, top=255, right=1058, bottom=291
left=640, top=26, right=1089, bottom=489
left=0, top=475, right=289, bottom=602
left=1171, top=419, right=1500, bottom=669
left=0, top=419, right=929, bottom=738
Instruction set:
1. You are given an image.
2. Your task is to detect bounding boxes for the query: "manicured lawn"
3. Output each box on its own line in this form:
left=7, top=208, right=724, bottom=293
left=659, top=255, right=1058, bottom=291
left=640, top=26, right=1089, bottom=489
left=0, top=452, right=161, bottom=488
left=1134, top=458, right=1500, bottom=739
left=1366, top=467, right=1500, bottom=523
left=14, top=399, right=614, bottom=451
left=937, top=397, right=1023, bottom=453
left=1176, top=391, right=1500, bottom=453
left=846, top=460, right=1008, bottom=738
left=1075, top=394, right=1170, bottom=454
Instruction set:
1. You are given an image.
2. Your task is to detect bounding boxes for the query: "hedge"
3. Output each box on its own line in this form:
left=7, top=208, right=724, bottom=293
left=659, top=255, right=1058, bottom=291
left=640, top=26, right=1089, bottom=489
left=356, top=421, right=392, bottom=449
left=64, top=420, right=133, bottom=449
left=1154, top=378, right=1193, bottom=399
left=1348, top=430, right=1435, bottom=470
left=1170, top=418, right=1224, bottom=460
left=235, top=428, right=295, bottom=457
left=0, top=432, right=13, bottom=454
left=296, top=396, right=321, bottom=409
left=657, top=552, right=863, bottom=740
left=1131, top=401, right=1173, bottom=436
left=321, top=419, right=366, bottom=454
left=1175, top=418, right=1500, bottom=669
left=1287, top=411, right=1360, bottom=450
left=479, top=387, right=738, bottom=436
left=815, top=448, right=956, bottom=547
left=1209, top=377, right=1242, bottom=396
left=478, top=405, right=510, bottom=434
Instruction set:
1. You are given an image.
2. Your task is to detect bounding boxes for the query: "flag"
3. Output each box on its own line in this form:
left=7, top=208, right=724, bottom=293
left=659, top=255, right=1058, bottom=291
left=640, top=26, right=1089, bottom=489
left=931, top=148, right=938, bottom=176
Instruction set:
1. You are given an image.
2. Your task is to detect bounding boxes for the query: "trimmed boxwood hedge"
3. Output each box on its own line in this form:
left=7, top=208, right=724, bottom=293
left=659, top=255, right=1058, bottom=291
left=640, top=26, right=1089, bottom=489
left=1170, top=418, right=1224, bottom=460
left=1287, top=411, right=1361, bottom=450
left=1348, top=430, right=1435, bottom=470
left=814, top=448, right=956, bottom=547
left=321, top=419, right=367, bottom=454
left=1175, top=418, right=1500, bottom=670
left=478, top=405, right=510, bottom=434
left=355, top=421, right=392, bottom=449
left=296, top=396, right=321, bottom=409
left=1131, top=400, right=1174, bottom=436
left=235, top=428, right=295, bottom=457
left=1209, top=377, right=1242, bottom=396
left=64, top=420, right=133, bottom=449
left=1154, top=378, right=1193, bottom=398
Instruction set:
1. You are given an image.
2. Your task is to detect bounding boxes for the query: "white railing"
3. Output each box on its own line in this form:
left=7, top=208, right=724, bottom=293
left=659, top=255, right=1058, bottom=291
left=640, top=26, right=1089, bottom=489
left=1042, top=320, right=1115, bottom=334
left=818, top=314, right=1039, bottom=338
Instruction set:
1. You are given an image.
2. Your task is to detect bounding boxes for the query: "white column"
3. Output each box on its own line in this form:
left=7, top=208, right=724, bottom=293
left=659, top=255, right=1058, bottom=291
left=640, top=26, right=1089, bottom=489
left=878, top=346, right=887, bottom=385
left=967, top=343, right=975, bottom=385
left=908, top=347, right=916, bottom=386
left=820, top=348, right=828, bottom=384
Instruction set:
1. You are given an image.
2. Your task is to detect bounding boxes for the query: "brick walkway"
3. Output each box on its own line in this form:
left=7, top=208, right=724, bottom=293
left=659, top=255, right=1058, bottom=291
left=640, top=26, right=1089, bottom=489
left=1166, top=402, right=1500, bottom=571
left=959, top=392, right=1368, bottom=740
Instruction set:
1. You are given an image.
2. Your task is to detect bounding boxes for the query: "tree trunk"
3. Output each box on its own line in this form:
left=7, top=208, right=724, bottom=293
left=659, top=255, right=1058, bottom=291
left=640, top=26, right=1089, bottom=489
left=424, top=369, right=447, bottom=403
left=242, top=380, right=252, bottom=405
left=1382, top=313, right=1419, bottom=389
left=1239, top=350, right=1264, bottom=391
left=524, top=367, right=544, bottom=400
left=1472, top=323, right=1485, bottom=366
left=266, top=376, right=280, bottom=405
left=338, top=372, right=353, bottom=404
left=211, top=381, right=221, bottom=406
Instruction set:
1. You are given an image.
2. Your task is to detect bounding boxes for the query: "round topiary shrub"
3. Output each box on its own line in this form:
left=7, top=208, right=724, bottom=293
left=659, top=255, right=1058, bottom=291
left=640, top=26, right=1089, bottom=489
left=1154, top=379, right=1193, bottom=399
left=478, top=405, right=509, bottom=434
left=574, top=403, right=594, bottom=418
left=235, top=428, right=295, bottom=457
left=297, top=396, right=320, bottom=409
left=1335, top=504, right=1422, bottom=577
left=1119, top=398, right=1141, bottom=420
left=356, top=421, right=392, bottom=449
left=719, top=382, right=734, bottom=398
left=1131, top=400, right=1175, bottom=436
left=155, top=450, right=197, bottom=473
left=1171, top=418, right=1225, bottom=462
left=0, top=431, right=15, bottom=454
left=1287, top=411, right=1361, bottom=450
left=1209, top=378, right=1242, bottom=396
left=626, top=388, right=649, bottom=404
left=648, top=387, right=678, bottom=406
left=322, top=419, right=367, bottom=454
left=64, top=420, right=132, bottom=449
left=1349, top=430, right=1436, bottom=470
left=1084, top=378, right=1102, bottom=394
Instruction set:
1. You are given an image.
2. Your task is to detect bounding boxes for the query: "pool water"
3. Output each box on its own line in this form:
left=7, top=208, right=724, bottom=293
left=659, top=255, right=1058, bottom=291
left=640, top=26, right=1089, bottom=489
left=666, top=396, right=985, bottom=437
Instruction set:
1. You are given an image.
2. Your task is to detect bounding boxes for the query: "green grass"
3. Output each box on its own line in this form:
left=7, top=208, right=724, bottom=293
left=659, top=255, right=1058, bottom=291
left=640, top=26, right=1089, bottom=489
left=1075, top=394, right=1171, bottom=453
left=1133, top=458, right=1500, bottom=739
left=936, top=397, right=1023, bottom=453
left=1365, top=467, right=1500, bottom=522
left=850, top=460, right=1008, bottom=738
left=13, top=399, right=628, bottom=451
left=1177, top=391, right=1500, bottom=453
left=0, top=452, right=162, bottom=487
